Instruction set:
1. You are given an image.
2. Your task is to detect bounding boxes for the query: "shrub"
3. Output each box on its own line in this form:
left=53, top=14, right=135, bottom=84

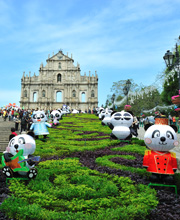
left=0, top=158, right=158, bottom=219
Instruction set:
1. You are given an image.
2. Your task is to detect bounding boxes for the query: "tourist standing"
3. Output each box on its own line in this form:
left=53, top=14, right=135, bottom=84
left=11, top=108, right=14, bottom=120
left=3, top=110, right=8, bottom=121
left=132, top=115, right=139, bottom=137
left=27, top=115, right=33, bottom=131
left=168, top=114, right=172, bottom=125
left=8, top=110, right=12, bottom=121
left=14, top=115, right=21, bottom=131
left=172, top=116, right=176, bottom=125
left=20, top=116, right=27, bottom=133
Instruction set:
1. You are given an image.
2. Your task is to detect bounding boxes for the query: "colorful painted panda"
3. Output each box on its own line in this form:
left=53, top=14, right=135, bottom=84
left=30, top=110, right=52, bottom=139
left=2, top=134, right=40, bottom=179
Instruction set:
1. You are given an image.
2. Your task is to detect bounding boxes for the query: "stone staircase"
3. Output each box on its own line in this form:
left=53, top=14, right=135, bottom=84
left=0, top=117, right=17, bottom=152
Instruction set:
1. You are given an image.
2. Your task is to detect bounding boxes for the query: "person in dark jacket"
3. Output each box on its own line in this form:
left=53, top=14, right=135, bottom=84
left=20, top=116, right=27, bottom=133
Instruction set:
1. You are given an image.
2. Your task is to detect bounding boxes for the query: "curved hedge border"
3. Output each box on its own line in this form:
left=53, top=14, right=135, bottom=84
left=0, top=158, right=158, bottom=220
left=96, top=154, right=150, bottom=176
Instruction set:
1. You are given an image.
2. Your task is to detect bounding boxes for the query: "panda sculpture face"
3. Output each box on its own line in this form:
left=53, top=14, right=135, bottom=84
left=32, top=111, right=47, bottom=123
left=7, top=134, right=36, bottom=156
left=144, top=125, right=178, bottom=151
left=110, top=111, right=133, bottom=127
left=50, top=110, right=62, bottom=121
left=99, top=110, right=106, bottom=120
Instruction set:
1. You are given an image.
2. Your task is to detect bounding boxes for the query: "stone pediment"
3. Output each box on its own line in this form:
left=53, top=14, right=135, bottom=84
left=46, top=51, right=74, bottom=62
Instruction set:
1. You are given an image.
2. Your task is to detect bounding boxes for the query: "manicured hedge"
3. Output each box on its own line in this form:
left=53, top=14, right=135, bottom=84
left=34, top=114, right=119, bottom=158
left=0, top=114, right=159, bottom=219
left=96, top=154, right=150, bottom=176
left=0, top=158, right=158, bottom=220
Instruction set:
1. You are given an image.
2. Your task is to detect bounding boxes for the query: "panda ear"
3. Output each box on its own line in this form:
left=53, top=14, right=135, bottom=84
left=170, top=125, right=178, bottom=133
left=27, top=131, right=35, bottom=138
left=111, top=111, right=116, bottom=116
left=9, top=134, right=15, bottom=141
left=144, top=124, right=152, bottom=131
left=100, top=109, right=103, bottom=113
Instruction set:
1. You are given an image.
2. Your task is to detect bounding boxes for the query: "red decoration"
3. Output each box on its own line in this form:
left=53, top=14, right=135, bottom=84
left=171, top=95, right=180, bottom=104
left=124, top=105, right=131, bottom=111
left=155, top=118, right=168, bottom=125
left=143, top=150, right=177, bottom=174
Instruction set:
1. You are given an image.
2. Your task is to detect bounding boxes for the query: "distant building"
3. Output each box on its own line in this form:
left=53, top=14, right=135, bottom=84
left=20, top=50, right=98, bottom=111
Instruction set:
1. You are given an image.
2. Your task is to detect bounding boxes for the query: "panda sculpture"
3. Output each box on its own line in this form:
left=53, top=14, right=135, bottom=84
left=96, top=107, right=104, bottom=117
left=30, top=110, right=52, bottom=139
left=50, top=110, right=62, bottom=126
left=143, top=118, right=179, bottom=181
left=99, top=109, right=106, bottom=120
left=72, top=109, right=79, bottom=114
left=107, top=110, right=133, bottom=140
left=101, top=108, right=114, bottom=126
left=1, top=134, right=40, bottom=179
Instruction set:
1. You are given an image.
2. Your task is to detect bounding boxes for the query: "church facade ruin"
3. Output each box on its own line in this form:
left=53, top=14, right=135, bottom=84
left=20, top=50, right=98, bottom=111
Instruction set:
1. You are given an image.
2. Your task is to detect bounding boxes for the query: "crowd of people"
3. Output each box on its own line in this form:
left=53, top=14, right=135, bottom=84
left=0, top=107, right=97, bottom=134
left=0, top=108, right=49, bottom=133
left=0, top=107, right=178, bottom=140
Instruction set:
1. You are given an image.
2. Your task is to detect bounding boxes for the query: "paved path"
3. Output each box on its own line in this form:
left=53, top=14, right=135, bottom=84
left=0, top=117, right=18, bottom=152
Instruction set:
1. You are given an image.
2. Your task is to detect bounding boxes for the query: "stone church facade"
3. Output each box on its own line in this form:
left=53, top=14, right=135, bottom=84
left=20, top=50, right=98, bottom=111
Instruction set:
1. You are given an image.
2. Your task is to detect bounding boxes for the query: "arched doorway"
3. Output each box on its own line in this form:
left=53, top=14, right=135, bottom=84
left=81, top=92, right=85, bottom=102
left=56, top=91, right=62, bottom=102
left=33, top=92, right=37, bottom=102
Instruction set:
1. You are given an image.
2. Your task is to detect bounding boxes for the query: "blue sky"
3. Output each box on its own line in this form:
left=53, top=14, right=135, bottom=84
left=1, top=0, right=180, bottom=108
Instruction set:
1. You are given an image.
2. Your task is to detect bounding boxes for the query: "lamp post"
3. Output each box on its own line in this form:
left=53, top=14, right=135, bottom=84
left=163, top=42, right=180, bottom=93
left=123, top=79, right=131, bottom=104
left=111, top=93, right=116, bottom=109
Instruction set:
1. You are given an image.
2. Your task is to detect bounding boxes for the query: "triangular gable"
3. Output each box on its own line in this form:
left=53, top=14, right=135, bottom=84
left=46, top=50, right=74, bottom=62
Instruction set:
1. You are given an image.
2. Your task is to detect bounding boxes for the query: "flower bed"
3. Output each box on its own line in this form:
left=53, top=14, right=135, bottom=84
left=171, top=95, right=180, bottom=104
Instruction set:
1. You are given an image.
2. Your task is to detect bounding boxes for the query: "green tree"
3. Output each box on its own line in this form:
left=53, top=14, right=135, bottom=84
left=110, top=79, right=139, bottom=96
left=129, top=87, right=163, bottom=115
left=161, top=70, right=178, bottom=105
left=161, top=42, right=180, bottom=104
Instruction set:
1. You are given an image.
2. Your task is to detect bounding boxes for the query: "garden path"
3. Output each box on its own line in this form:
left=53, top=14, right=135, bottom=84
left=0, top=116, right=19, bottom=152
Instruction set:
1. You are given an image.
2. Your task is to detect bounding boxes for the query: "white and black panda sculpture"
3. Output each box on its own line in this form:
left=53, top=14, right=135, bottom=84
left=50, top=110, right=62, bottom=126
left=30, top=110, right=52, bottom=139
left=101, top=108, right=113, bottom=126
left=107, top=110, right=133, bottom=140
left=96, top=107, right=104, bottom=116
left=143, top=118, right=179, bottom=180
left=99, top=109, right=106, bottom=120
left=2, top=134, right=40, bottom=179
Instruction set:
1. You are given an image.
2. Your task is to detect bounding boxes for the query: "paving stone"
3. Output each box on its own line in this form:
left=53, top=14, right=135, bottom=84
left=0, top=117, right=18, bottom=152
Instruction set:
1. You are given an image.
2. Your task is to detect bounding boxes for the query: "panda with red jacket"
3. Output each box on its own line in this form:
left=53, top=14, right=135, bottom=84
left=143, top=118, right=179, bottom=182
